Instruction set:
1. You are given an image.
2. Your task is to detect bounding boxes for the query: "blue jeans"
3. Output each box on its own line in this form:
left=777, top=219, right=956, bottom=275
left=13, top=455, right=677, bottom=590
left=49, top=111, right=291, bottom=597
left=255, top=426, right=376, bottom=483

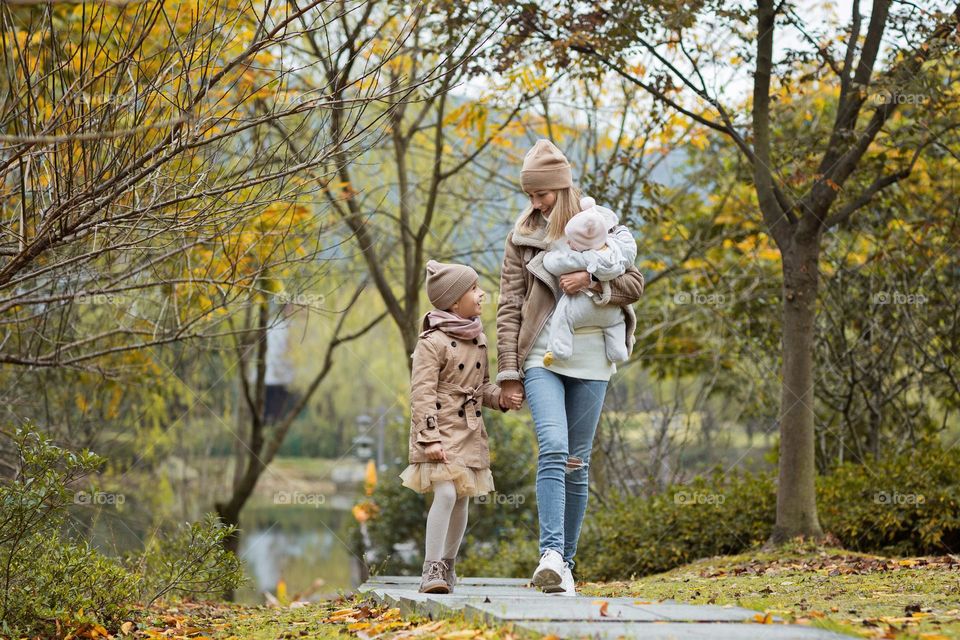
left=523, top=367, right=608, bottom=571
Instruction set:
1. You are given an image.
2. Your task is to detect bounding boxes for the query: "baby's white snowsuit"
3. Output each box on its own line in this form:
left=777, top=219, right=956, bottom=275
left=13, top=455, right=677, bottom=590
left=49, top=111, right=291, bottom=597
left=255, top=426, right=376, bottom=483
left=542, top=199, right=638, bottom=364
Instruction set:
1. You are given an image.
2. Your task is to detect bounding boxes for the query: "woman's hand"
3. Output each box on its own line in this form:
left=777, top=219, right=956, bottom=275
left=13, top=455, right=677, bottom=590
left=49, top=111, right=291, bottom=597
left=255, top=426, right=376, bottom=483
left=559, top=271, right=592, bottom=294
left=424, top=442, right=447, bottom=462
left=500, top=380, right=525, bottom=409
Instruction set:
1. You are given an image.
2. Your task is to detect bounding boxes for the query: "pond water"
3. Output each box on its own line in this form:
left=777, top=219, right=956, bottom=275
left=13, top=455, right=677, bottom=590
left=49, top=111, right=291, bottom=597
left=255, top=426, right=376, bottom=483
left=234, top=501, right=357, bottom=603
left=77, top=496, right=360, bottom=605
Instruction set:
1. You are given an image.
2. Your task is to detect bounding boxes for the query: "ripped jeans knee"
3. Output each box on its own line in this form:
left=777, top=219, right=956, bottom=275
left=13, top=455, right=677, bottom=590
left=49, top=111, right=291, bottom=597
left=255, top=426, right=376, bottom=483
left=564, top=455, right=588, bottom=474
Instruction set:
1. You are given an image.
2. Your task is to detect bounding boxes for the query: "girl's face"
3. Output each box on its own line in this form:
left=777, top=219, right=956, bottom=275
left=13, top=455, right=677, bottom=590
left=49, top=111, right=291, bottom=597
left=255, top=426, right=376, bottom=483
left=526, top=190, right=557, bottom=217
left=450, top=282, right=484, bottom=318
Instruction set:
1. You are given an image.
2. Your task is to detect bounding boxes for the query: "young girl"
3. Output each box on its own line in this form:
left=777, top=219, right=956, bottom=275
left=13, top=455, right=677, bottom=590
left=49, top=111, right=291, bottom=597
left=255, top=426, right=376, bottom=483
left=400, top=259, right=513, bottom=594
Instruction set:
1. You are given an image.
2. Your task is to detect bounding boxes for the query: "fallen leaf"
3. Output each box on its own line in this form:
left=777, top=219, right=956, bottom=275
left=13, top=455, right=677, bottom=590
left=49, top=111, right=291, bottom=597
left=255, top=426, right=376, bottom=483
left=439, top=630, right=479, bottom=640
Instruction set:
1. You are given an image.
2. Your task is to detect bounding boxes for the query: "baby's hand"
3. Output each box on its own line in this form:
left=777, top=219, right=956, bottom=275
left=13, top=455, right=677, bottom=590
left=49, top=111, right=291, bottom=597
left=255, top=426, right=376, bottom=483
left=424, top=442, right=447, bottom=462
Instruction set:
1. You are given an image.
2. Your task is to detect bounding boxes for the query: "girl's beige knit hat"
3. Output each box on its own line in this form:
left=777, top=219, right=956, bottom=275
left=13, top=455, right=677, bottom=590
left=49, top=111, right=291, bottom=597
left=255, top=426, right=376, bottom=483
left=520, top=139, right=573, bottom=192
left=425, top=259, right=478, bottom=310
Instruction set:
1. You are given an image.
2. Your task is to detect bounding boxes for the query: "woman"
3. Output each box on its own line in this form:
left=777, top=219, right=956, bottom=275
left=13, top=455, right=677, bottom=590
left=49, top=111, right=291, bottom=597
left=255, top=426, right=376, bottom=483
left=496, top=139, right=645, bottom=595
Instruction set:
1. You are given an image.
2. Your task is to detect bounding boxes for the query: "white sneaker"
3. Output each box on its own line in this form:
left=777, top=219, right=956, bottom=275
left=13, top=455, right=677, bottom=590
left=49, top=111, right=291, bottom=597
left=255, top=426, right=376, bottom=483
left=557, top=564, right=576, bottom=596
left=532, top=549, right=565, bottom=592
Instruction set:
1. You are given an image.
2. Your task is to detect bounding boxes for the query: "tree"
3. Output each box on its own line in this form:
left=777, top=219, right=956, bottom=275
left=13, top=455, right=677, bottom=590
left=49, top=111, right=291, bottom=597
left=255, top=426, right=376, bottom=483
left=504, top=0, right=960, bottom=542
left=300, top=0, right=543, bottom=360
left=0, top=0, right=399, bottom=371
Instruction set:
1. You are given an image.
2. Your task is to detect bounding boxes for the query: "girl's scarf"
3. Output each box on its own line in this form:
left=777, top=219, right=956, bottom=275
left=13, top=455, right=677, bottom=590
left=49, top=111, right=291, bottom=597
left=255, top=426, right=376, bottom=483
left=421, top=309, right=483, bottom=340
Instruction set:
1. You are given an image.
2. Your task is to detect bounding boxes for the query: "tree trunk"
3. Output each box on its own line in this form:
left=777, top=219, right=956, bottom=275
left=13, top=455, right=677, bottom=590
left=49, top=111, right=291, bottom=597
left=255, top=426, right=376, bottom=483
left=402, top=311, right=419, bottom=370
left=215, top=501, right=242, bottom=600
left=770, top=237, right=825, bottom=543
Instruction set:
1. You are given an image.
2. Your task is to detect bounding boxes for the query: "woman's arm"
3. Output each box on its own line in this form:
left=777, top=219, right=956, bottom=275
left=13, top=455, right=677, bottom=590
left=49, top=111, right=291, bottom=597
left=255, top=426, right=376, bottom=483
left=480, top=362, right=507, bottom=412
left=606, top=266, right=645, bottom=305
left=496, top=233, right=527, bottom=383
left=564, top=262, right=644, bottom=305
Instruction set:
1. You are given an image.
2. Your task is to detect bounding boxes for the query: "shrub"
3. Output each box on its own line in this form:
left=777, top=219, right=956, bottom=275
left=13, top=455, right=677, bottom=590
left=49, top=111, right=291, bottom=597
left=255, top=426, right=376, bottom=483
left=577, top=469, right=775, bottom=581
left=0, top=426, right=245, bottom=637
left=817, top=440, right=960, bottom=555
left=457, top=525, right=539, bottom=578
left=131, top=513, right=245, bottom=605
left=575, top=441, right=960, bottom=582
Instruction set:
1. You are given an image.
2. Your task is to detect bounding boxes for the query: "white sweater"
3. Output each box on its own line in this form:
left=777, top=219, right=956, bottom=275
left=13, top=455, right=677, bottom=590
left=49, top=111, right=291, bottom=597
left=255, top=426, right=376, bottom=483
left=523, top=318, right=616, bottom=381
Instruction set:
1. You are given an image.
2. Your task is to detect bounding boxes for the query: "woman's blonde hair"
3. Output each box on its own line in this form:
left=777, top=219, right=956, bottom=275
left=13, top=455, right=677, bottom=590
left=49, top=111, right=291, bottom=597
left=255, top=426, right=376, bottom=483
left=517, top=186, right=583, bottom=241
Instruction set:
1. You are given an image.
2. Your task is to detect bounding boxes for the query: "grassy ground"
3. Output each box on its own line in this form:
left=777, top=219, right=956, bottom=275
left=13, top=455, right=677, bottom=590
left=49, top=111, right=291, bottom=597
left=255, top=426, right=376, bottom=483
left=122, top=596, right=520, bottom=640
left=84, top=543, right=960, bottom=640
left=579, top=542, right=960, bottom=639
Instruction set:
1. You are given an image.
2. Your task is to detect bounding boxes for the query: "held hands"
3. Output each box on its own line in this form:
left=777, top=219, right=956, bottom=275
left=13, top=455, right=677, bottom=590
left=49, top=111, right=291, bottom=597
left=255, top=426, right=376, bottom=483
left=424, top=442, right=448, bottom=462
left=500, top=380, right=525, bottom=410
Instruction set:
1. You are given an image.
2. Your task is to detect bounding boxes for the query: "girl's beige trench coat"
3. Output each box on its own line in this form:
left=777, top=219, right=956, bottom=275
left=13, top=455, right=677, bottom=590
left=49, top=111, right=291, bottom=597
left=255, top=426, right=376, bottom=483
left=407, top=315, right=505, bottom=469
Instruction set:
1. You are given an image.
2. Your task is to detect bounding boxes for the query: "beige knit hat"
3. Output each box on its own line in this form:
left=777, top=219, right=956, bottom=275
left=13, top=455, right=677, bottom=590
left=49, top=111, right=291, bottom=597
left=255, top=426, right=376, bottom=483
left=425, top=259, right=478, bottom=310
left=520, top=139, right=573, bottom=192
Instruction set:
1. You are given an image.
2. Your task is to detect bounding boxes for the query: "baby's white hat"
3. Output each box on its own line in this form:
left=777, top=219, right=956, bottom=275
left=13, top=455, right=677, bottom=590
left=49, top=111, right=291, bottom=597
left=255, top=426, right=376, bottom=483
left=565, top=209, right=608, bottom=251
left=579, top=196, right=620, bottom=229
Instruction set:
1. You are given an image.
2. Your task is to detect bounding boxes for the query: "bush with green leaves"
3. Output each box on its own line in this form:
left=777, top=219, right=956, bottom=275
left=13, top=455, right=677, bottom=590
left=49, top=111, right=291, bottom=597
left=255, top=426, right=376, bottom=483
left=575, top=441, right=960, bottom=581
left=817, top=439, right=960, bottom=556
left=577, top=469, right=776, bottom=581
left=0, top=427, right=245, bottom=637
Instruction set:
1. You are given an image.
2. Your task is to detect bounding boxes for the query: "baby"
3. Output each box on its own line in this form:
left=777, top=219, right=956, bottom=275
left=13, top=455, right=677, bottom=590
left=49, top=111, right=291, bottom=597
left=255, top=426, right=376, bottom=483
left=542, top=197, right=637, bottom=366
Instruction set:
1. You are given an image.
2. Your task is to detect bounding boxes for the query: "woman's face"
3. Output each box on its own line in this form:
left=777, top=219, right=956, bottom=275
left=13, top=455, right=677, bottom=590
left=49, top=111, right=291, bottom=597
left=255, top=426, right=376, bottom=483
left=526, top=190, right=557, bottom=217
left=451, top=282, right=484, bottom=318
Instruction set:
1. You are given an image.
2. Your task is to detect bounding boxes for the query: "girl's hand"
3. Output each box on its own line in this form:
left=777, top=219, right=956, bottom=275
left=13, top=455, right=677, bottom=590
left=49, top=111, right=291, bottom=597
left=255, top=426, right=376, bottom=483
left=500, top=380, right=524, bottom=409
left=499, top=394, right=521, bottom=410
left=424, top=442, right=447, bottom=462
left=559, top=271, right=591, bottom=294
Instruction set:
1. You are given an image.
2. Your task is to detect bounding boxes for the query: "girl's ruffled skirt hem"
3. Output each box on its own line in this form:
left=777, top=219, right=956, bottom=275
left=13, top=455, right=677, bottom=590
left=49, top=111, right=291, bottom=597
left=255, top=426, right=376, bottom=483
left=399, top=462, right=495, bottom=498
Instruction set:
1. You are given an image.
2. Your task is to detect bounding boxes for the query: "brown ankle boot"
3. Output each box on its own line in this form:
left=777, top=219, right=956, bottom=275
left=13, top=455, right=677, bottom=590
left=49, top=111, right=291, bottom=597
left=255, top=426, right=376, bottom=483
left=442, top=557, right=457, bottom=590
left=418, top=560, right=449, bottom=594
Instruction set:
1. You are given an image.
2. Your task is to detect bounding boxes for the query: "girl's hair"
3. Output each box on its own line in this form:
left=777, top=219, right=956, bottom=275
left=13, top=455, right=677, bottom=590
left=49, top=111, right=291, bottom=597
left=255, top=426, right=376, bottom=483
left=517, top=186, right=583, bottom=241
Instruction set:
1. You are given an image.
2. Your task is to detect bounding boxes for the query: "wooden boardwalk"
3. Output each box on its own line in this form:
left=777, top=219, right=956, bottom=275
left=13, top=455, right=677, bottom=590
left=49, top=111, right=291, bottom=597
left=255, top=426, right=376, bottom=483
left=358, top=575, right=852, bottom=639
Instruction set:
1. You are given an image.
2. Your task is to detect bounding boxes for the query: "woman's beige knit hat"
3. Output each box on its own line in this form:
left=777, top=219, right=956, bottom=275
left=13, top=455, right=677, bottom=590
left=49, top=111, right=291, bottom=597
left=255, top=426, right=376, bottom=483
left=425, top=259, right=478, bottom=310
left=520, top=139, right=573, bottom=192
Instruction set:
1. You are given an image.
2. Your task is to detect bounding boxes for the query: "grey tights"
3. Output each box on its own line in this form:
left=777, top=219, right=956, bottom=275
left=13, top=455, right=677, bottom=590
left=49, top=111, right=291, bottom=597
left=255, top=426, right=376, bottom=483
left=424, top=481, right=469, bottom=562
